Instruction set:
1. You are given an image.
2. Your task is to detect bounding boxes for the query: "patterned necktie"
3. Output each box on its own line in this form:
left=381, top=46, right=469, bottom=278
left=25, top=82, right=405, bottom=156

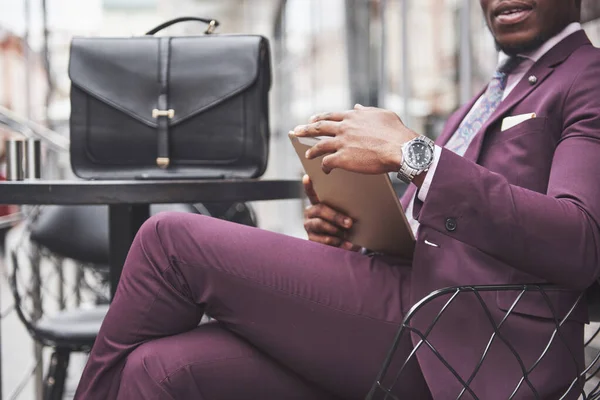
left=406, top=57, right=522, bottom=237
left=444, top=56, right=523, bottom=156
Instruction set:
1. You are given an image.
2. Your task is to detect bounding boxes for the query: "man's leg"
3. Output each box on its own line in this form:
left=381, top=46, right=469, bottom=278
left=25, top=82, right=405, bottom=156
left=75, top=213, right=431, bottom=400
left=116, top=321, right=339, bottom=399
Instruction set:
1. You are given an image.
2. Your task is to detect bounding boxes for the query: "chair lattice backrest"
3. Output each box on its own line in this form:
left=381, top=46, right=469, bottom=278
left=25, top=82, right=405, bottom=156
left=7, top=206, right=111, bottom=348
left=367, top=285, right=600, bottom=400
left=9, top=244, right=109, bottom=346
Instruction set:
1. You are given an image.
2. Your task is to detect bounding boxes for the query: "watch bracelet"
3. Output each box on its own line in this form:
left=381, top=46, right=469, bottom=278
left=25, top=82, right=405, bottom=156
left=397, top=164, right=418, bottom=183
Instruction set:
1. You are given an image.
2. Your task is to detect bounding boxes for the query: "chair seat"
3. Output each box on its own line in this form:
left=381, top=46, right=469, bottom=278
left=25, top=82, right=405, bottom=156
left=34, top=305, right=109, bottom=349
left=29, top=204, right=202, bottom=264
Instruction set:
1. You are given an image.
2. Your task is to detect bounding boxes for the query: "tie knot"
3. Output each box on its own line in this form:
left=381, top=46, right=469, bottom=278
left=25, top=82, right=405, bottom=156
left=493, top=56, right=523, bottom=89
left=497, top=56, right=524, bottom=75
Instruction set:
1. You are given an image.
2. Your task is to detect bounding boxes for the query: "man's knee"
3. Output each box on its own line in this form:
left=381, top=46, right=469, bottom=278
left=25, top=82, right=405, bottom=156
left=122, top=212, right=211, bottom=279
left=117, top=343, right=175, bottom=398
left=120, top=343, right=161, bottom=387
left=137, top=212, right=210, bottom=246
left=140, top=211, right=201, bottom=235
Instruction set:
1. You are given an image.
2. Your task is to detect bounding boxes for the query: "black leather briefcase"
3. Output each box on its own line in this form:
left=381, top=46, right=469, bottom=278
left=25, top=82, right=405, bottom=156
left=68, top=17, right=271, bottom=180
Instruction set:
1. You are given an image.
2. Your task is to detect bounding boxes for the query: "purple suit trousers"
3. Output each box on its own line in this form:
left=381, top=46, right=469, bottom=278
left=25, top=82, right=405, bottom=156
left=73, top=213, right=429, bottom=399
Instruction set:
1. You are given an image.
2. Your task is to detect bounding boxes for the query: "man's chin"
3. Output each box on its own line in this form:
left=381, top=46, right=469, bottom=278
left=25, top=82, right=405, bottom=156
left=495, top=34, right=546, bottom=56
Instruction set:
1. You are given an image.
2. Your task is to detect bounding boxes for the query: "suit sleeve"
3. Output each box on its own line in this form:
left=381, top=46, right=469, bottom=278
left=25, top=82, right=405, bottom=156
left=416, top=59, right=600, bottom=290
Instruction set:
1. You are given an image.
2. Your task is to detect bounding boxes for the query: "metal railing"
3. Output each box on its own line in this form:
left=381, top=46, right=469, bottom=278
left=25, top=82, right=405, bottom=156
left=0, top=105, right=69, bottom=153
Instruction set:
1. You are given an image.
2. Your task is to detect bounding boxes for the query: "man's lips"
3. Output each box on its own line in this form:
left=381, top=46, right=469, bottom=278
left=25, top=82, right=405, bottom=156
left=493, top=4, right=534, bottom=25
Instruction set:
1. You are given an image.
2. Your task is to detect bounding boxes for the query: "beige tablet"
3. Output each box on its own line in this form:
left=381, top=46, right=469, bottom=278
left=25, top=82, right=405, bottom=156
left=290, top=134, right=415, bottom=258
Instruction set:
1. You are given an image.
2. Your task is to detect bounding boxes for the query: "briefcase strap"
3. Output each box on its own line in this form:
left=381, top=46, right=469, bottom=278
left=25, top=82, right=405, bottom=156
left=154, top=37, right=172, bottom=168
left=147, top=17, right=221, bottom=168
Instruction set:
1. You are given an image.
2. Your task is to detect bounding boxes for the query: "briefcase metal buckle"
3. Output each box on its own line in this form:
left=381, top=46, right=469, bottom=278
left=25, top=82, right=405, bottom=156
left=152, top=109, right=175, bottom=119
left=156, top=157, right=170, bottom=168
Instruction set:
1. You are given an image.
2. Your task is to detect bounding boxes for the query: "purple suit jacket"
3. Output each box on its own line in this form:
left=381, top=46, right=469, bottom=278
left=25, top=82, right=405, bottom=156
left=399, top=31, right=600, bottom=399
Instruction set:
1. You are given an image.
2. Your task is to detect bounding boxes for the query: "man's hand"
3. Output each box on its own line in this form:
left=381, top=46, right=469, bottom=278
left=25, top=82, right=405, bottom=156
left=302, top=175, right=360, bottom=251
left=292, top=104, right=419, bottom=175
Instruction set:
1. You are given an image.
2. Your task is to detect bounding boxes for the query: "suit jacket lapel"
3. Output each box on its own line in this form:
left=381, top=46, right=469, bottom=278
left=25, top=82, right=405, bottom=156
left=461, top=64, right=554, bottom=161
left=463, top=30, right=591, bottom=162
left=437, top=87, right=486, bottom=147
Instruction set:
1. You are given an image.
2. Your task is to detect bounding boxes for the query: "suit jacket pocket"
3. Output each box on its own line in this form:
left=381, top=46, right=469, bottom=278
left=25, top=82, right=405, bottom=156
left=496, top=287, right=588, bottom=323
left=488, top=116, right=548, bottom=145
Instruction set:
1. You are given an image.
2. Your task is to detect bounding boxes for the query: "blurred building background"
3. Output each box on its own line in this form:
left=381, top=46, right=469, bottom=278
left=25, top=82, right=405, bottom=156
left=0, top=0, right=599, bottom=398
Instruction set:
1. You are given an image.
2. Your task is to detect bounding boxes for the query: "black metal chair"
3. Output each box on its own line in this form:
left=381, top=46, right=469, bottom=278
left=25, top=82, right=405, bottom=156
left=367, top=284, right=600, bottom=400
left=9, top=204, right=204, bottom=400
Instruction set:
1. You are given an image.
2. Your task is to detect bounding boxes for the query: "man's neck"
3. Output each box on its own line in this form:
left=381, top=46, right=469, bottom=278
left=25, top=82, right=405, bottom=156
left=497, top=22, right=583, bottom=66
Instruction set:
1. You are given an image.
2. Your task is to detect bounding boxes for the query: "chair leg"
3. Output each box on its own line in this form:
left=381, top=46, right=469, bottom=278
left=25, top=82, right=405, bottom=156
left=43, top=348, right=70, bottom=400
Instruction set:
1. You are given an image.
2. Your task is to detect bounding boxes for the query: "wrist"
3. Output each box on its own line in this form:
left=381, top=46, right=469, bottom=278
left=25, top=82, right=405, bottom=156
left=386, top=149, right=403, bottom=172
left=387, top=131, right=418, bottom=172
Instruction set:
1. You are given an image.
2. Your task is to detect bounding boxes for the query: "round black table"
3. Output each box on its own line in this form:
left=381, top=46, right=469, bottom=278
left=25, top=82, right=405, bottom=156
left=0, top=179, right=304, bottom=296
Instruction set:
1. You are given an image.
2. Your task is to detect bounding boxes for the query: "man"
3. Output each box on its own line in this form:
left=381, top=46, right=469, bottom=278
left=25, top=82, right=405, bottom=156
left=75, top=0, right=600, bottom=399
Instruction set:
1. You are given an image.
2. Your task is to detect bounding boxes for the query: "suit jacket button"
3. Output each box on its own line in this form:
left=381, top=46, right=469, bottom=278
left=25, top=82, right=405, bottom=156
left=445, top=218, right=457, bottom=232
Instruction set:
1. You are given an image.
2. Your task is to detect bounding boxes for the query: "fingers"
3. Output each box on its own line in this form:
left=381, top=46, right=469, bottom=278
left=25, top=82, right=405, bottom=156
left=307, top=232, right=358, bottom=252
left=306, top=105, right=368, bottom=126
left=307, top=233, right=345, bottom=248
left=309, top=111, right=348, bottom=123
left=304, top=217, right=344, bottom=237
left=303, top=203, right=358, bottom=251
left=304, top=212, right=347, bottom=248
left=302, top=175, right=319, bottom=205
left=342, top=242, right=362, bottom=252
left=292, top=121, right=341, bottom=138
left=305, top=138, right=339, bottom=160
left=321, top=153, right=347, bottom=174
left=307, top=105, right=364, bottom=124
left=305, top=203, right=353, bottom=230
left=321, top=154, right=335, bottom=174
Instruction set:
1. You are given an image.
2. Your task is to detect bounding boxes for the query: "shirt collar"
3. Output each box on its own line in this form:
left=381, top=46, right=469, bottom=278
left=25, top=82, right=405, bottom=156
left=497, top=22, right=582, bottom=68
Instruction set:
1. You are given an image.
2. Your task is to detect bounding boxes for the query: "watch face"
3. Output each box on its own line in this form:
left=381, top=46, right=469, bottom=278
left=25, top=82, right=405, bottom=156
left=406, top=141, right=433, bottom=169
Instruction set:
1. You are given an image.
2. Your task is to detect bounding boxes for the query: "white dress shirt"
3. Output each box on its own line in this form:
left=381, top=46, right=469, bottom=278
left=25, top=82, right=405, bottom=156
left=405, top=22, right=583, bottom=237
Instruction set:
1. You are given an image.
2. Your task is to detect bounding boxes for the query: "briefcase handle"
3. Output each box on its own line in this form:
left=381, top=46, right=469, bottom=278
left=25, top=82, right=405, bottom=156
left=145, top=17, right=220, bottom=36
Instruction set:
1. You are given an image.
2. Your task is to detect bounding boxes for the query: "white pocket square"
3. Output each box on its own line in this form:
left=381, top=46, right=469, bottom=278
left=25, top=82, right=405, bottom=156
left=501, top=113, right=537, bottom=132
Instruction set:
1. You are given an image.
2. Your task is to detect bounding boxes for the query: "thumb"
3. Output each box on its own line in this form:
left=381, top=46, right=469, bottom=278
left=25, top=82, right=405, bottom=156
left=302, top=174, right=319, bottom=205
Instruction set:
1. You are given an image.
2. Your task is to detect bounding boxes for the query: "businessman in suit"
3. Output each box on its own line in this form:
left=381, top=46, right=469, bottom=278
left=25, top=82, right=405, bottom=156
left=75, top=0, right=600, bottom=398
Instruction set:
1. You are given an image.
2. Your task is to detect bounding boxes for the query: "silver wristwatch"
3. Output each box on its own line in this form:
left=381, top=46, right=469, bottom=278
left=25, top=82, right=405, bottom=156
left=397, top=135, right=435, bottom=184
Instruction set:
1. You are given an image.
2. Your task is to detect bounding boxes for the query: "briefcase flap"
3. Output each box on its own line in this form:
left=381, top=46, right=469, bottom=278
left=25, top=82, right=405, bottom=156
left=68, top=35, right=270, bottom=128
